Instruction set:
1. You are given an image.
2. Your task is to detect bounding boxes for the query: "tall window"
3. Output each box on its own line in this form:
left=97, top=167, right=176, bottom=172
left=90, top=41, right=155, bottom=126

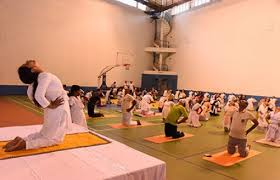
left=115, top=0, right=147, bottom=11
left=171, top=0, right=216, bottom=16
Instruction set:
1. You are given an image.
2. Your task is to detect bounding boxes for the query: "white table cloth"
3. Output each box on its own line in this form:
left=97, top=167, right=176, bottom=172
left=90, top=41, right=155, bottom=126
left=0, top=124, right=166, bottom=180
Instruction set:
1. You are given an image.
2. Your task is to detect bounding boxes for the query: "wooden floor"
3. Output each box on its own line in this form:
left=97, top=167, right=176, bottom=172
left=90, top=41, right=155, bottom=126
left=1, top=96, right=280, bottom=180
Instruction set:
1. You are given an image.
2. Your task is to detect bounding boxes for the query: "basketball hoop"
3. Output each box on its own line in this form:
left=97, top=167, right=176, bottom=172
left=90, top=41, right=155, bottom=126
left=124, top=64, right=130, bottom=70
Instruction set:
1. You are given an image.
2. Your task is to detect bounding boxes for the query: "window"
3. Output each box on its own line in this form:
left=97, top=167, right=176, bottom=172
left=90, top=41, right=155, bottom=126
left=115, top=0, right=137, bottom=7
left=137, top=3, right=147, bottom=11
left=171, top=0, right=217, bottom=16
left=192, top=0, right=211, bottom=7
left=171, top=2, right=191, bottom=15
left=115, top=0, right=146, bottom=11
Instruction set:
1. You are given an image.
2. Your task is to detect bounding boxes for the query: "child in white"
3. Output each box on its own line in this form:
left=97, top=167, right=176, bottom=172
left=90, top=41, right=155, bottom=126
left=69, top=85, right=87, bottom=128
left=186, top=103, right=202, bottom=128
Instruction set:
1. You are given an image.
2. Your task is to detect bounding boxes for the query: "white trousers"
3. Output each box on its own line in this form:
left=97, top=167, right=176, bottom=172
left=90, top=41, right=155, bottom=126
left=25, top=101, right=71, bottom=150
left=122, top=111, right=137, bottom=126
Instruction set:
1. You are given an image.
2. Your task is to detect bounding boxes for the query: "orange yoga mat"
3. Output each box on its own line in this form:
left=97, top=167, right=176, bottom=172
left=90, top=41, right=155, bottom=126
left=144, top=134, right=194, bottom=144
left=108, top=121, right=155, bottom=129
left=203, top=150, right=261, bottom=167
left=0, top=132, right=110, bottom=160
left=255, top=139, right=280, bottom=147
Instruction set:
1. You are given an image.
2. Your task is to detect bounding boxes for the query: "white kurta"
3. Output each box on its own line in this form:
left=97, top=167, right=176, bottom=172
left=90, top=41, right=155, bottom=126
left=158, top=96, right=167, bottom=109
left=247, top=98, right=257, bottom=111
left=26, top=72, right=72, bottom=150
left=188, top=91, right=193, bottom=98
left=258, top=104, right=268, bottom=128
left=223, top=106, right=238, bottom=129
left=121, top=94, right=137, bottom=126
left=265, top=112, right=280, bottom=143
left=186, top=111, right=201, bottom=127
left=139, top=94, right=154, bottom=114
left=69, top=96, right=87, bottom=128
left=179, top=92, right=186, bottom=99
left=162, top=101, right=174, bottom=119
left=175, top=91, right=180, bottom=100
left=269, top=98, right=277, bottom=111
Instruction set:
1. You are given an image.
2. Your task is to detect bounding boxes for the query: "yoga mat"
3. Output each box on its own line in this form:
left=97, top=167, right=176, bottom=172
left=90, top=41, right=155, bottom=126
left=255, top=139, right=280, bottom=147
left=0, top=132, right=110, bottom=160
left=108, top=121, right=155, bottom=129
left=203, top=150, right=261, bottom=167
left=144, top=134, right=193, bottom=144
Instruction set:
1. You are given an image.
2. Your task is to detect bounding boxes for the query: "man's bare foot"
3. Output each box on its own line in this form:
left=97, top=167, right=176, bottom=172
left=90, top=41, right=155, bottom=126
left=3, top=137, right=21, bottom=149
left=5, top=139, right=26, bottom=152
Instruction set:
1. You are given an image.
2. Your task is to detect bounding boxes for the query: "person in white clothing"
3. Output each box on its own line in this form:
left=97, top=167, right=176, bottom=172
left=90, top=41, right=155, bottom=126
left=162, top=95, right=175, bottom=122
left=179, top=90, right=186, bottom=99
left=158, top=95, right=168, bottom=112
left=188, top=91, right=193, bottom=98
left=139, top=93, right=155, bottom=115
left=4, top=60, right=72, bottom=152
left=200, top=98, right=211, bottom=121
left=122, top=89, right=141, bottom=126
left=163, top=90, right=168, bottom=97
left=68, top=85, right=87, bottom=128
left=186, top=103, right=202, bottom=128
left=247, top=97, right=257, bottom=111
left=258, top=98, right=269, bottom=129
left=223, top=101, right=238, bottom=132
left=123, top=81, right=129, bottom=90
left=265, top=107, right=280, bottom=143
left=269, top=97, right=277, bottom=112
left=174, top=90, right=180, bottom=100
left=129, top=81, right=135, bottom=92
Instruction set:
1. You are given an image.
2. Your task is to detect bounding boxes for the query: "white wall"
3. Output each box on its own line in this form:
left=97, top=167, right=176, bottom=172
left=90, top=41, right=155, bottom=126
left=171, top=0, right=280, bottom=96
left=0, top=0, right=153, bottom=87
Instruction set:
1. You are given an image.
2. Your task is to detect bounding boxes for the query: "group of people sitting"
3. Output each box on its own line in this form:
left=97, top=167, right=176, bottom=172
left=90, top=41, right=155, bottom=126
left=9, top=60, right=279, bottom=159
left=157, top=90, right=279, bottom=157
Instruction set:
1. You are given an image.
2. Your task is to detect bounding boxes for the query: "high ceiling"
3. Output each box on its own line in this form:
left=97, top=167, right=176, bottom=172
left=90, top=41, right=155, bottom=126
left=134, top=0, right=192, bottom=13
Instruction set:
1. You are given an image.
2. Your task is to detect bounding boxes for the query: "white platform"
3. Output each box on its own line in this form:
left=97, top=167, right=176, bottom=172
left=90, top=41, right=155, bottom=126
left=0, top=125, right=166, bottom=180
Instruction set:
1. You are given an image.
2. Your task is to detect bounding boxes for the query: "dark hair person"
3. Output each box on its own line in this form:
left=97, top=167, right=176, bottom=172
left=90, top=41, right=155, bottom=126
left=3, top=60, right=72, bottom=152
